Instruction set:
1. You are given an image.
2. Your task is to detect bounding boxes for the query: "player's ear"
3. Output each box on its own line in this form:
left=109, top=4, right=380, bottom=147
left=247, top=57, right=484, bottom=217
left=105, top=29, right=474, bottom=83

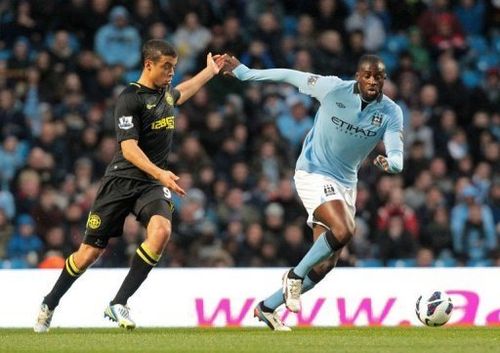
left=355, top=71, right=360, bottom=81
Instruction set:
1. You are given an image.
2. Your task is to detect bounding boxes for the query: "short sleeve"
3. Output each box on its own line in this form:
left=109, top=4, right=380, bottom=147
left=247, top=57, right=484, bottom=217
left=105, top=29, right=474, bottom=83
left=114, top=91, right=142, bottom=143
left=171, top=88, right=181, bottom=105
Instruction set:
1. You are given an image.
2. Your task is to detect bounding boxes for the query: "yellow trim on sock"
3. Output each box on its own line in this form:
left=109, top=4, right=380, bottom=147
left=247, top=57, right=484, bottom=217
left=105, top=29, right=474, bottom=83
left=65, top=258, right=78, bottom=277
left=136, top=248, right=156, bottom=266
left=140, top=243, right=160, bottom=262
left=69, top=254, right=82, bottom=274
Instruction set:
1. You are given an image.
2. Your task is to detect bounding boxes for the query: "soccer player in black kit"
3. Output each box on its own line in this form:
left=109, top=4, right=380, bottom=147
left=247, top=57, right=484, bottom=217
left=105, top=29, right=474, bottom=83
left=34, top=40, right=225, bottom=332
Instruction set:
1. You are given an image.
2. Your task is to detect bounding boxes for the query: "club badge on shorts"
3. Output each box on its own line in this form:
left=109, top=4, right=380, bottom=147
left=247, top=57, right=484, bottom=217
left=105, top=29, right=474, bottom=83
left=87, top=213, right=101, bottom=230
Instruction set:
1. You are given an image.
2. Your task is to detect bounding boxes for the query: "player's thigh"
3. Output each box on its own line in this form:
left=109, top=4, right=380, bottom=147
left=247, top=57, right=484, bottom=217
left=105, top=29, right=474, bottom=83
left=314, top=200, right=355, bottom=243
left=83, top=177, right=136, bottom=248
left=294, top=170, right=356, bottom=236
left=134, top=184, right=173, bottom=228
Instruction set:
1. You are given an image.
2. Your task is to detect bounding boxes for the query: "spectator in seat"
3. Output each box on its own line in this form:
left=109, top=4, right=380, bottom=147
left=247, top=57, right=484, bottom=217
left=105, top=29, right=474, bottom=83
left=94, top=6, right=141, bottom=69
left=451, top=186, right=496, bottom=261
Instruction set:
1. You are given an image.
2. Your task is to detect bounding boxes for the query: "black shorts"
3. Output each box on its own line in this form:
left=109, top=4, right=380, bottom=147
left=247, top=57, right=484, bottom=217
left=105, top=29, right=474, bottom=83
left=83, top=176, right=174, bottom=248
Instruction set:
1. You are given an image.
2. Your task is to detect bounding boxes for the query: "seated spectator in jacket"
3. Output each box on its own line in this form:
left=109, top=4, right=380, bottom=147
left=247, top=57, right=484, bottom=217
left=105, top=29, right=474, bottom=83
left=94, top=6, right=141, bottom=69
left=451, top=186, right=496, bottom=261
left=7, top=214, right=42, bottom=267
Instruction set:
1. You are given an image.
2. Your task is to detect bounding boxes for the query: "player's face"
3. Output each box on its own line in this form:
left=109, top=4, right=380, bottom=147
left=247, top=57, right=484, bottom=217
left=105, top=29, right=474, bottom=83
left=147, top=55, right=177, bottom=88
left=355, top=62, right=385, bottom=101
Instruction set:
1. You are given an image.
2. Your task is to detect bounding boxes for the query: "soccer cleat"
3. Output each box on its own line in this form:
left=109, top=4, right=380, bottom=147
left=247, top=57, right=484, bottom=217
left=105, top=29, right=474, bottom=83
left=254, top=302, right=291, bottom=331
left=34, top=304, right=54, bottom=333
left=104, top=303, right=136, bottom=330
left=282, top=269, right=303, bottom=313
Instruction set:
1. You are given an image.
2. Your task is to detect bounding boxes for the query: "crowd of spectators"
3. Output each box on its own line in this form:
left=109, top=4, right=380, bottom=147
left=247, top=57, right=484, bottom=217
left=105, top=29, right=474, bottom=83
left=0, top=0, right=498, bottom=269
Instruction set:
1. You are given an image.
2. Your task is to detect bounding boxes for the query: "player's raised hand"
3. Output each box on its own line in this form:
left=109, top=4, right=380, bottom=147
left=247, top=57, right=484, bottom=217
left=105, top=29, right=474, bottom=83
left=222, top=56, right=241, bottom=77
left=207, top=52, right=226, bottom=75
left=373, top=154, right=389, bottom=172
left=158, top=170, right=186, bottom=197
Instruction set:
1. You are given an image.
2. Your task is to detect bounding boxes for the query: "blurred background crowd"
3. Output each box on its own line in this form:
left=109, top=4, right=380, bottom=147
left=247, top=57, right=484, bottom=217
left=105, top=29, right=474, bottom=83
left=0, top=0, right=498, bottom=269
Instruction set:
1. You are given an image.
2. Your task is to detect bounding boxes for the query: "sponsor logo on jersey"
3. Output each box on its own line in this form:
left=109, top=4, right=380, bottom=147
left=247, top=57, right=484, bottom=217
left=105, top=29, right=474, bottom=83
left=165, top=93, right=174, bottom=106
left=151, top=116, right=175, bottom=130
left=87, top=213, right=101, bottom=230
left=331, top=116, right=377, bottom=138
left=118, top=115, right=134, bottom=130
left=324, top=184, right=336, bottom=197
left=371, top=112, right=383, bottom=126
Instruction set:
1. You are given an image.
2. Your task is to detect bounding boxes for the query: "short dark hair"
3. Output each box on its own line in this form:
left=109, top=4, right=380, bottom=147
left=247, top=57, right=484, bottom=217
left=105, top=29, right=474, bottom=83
left=142, top=39, right=177, bottom=64
left=357, top=54, right=384, bottom=70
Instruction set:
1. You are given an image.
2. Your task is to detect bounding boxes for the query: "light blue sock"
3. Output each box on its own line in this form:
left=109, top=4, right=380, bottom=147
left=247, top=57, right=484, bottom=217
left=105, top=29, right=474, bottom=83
left=293, top=233, right=333, bottom=278
left=263, top=275, right=317, bottom=310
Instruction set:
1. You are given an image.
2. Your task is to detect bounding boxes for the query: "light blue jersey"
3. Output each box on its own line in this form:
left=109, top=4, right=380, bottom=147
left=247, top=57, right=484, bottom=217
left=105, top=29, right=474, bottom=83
left=233, top=65, right=404, bottom=188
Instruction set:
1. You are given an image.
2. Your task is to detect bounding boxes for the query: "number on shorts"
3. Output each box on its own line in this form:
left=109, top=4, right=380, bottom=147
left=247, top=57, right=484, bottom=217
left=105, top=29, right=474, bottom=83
left=163, top=187, right=171, bottom=199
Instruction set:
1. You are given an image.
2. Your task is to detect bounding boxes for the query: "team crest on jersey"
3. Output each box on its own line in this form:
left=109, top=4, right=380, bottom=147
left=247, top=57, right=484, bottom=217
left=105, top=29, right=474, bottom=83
left=371, top=112, right=383, bottom=126
left=336, top=102, right=346, bottom=109
left=307, top=75, right=320, bottom=87
left=118, top=115, right=134, bottom=130
left=87, top=213, right=101, bottom=230
left=165, top=93, right=174, bottom=106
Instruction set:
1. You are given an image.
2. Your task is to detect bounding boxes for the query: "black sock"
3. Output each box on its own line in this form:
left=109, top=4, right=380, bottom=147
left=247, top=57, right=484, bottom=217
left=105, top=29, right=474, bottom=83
left=288, top=269, right=304, bottom=280
left=43, top=254, right=85, bottom=310
left=110, top=243, right=159, bottom=305
left=260, top=302, right=274, bottom=313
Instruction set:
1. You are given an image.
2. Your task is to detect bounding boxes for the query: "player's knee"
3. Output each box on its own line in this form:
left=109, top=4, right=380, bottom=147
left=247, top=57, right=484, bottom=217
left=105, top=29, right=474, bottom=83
left=76, top=245, right=104, bottom=269
left=335, top=225, right=354, bottom=245
left=155, top=225, right=171, bottom=242
left=149, top=219, right=172, bottom=242
left=325, top=223, right=354, bottom=249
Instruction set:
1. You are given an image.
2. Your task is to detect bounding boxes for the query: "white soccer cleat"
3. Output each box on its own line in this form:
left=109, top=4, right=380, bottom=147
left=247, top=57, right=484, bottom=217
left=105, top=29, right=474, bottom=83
left=34, top=304, right=54, bottom=333
left=104, top=303, right=136, bottom=330
left=282, top=269, right=303, bottom=313
left=254, top=302, right=291, bottom=331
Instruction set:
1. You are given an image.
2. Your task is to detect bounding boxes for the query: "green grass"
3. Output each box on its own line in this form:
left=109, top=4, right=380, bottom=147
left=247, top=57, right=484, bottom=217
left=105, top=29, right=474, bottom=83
left=0, top=327, right=498, bottom=353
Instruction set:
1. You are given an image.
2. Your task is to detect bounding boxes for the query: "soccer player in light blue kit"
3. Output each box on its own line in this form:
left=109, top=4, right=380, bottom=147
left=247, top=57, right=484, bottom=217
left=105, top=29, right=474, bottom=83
left=224, top=54, right=404, bottom=330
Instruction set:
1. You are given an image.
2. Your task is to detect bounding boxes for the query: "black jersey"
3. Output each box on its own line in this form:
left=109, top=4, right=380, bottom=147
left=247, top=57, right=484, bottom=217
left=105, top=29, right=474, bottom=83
left=105, top=82, right=180, bottom=181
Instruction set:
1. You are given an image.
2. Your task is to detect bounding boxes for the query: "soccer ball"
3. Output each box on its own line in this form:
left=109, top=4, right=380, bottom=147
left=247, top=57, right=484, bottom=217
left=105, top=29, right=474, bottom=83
left=415, top=291, right=453, bottom=327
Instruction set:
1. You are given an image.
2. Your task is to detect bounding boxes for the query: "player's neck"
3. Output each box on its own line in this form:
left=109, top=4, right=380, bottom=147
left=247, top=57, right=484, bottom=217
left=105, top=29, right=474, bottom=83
left=137, top=73, right=159, bottom=91
left=360, top=94, right=378, bottom=104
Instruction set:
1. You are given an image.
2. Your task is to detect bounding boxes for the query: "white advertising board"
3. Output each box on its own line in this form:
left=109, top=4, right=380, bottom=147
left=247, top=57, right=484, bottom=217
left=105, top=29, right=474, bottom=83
left=0, top=268, right=499, bottom=328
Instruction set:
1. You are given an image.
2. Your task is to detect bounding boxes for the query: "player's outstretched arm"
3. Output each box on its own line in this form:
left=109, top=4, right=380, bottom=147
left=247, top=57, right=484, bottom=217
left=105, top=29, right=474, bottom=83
left=223, top=55, right=315, bottom=89
left=121, top=139, right=186, bottom=196
left=175, top=53, right=225, bottom=105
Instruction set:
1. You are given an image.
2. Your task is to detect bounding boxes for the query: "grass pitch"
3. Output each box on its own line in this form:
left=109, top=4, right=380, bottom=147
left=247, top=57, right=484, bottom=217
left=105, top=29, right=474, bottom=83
left=0, top=327, right=498, bottom=353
